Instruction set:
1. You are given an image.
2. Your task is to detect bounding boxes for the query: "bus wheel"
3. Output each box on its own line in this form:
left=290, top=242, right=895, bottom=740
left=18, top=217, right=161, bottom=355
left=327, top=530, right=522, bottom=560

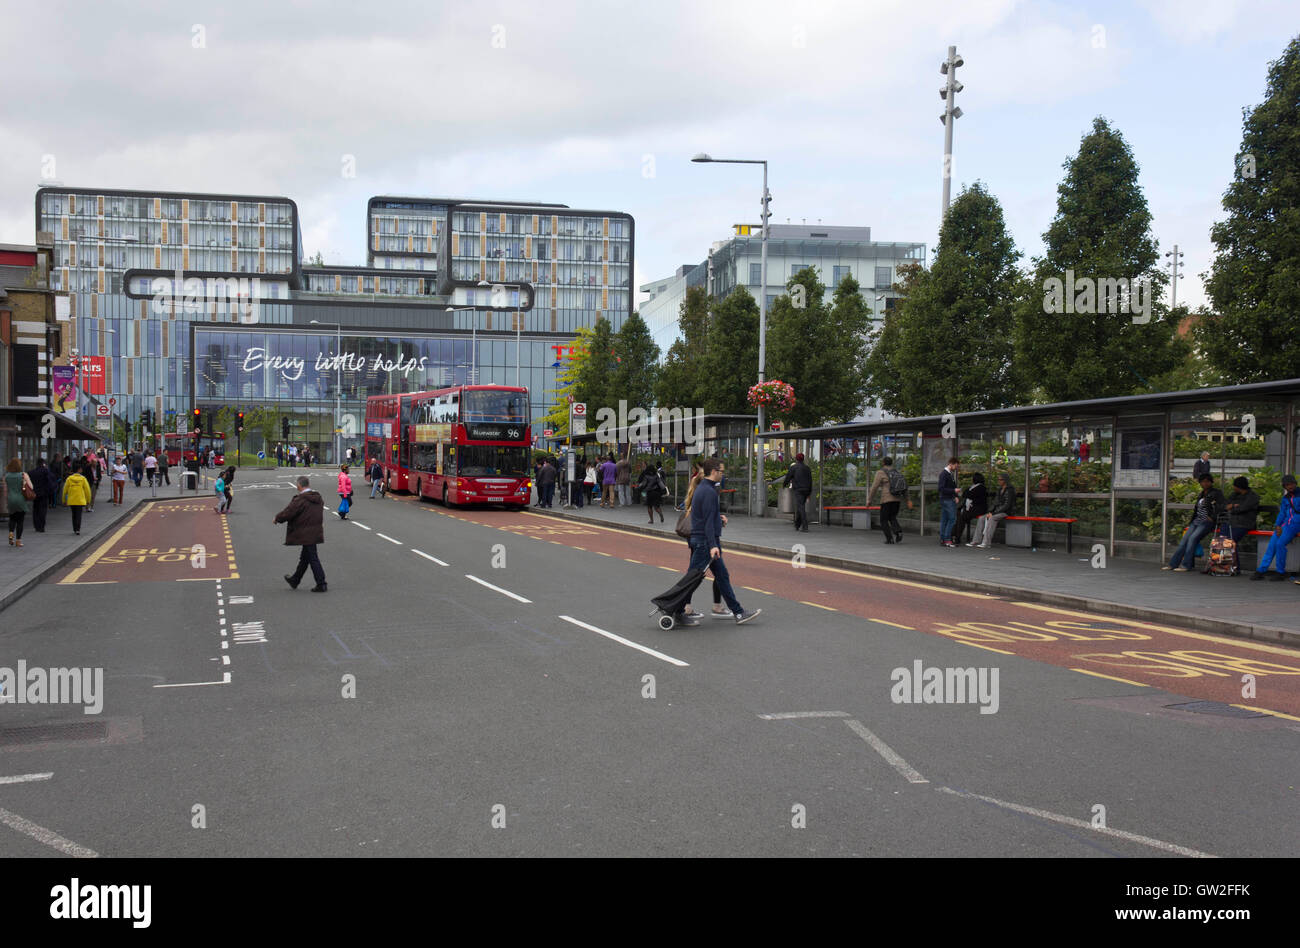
left=443, top=485, right=454, bottom=508
left=414, top=479, right=421, bottom=501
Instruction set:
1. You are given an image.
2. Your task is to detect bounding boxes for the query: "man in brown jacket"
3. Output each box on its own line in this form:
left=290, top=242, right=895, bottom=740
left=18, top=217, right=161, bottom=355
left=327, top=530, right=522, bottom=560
left=275, top=475, right=327, bottom=592
left=867, top=456, right=913, bottom=544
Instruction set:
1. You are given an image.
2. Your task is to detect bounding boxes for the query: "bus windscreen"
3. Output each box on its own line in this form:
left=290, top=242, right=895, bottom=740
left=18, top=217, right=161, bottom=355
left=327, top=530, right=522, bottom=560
left=462, top=390, right=528, bottom=423
left=458, top=445, right=531, bottom=477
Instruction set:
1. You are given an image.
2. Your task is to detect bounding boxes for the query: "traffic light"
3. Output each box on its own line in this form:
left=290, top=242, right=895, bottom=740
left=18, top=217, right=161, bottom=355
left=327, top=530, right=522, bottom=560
left=192, top=408, right=202, bottom=434
left=142, top=409, right=152, bottom=430
left=281, top=416, right=290, bottom=440
left=236, top=411, right=245, bottom=434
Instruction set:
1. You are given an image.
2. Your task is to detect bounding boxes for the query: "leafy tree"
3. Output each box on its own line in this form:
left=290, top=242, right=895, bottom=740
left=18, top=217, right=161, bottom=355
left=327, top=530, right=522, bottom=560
left=824, top=273, right=876, bottom=421
left=576, top=316, right=618, bottom=418
left=612, top=311, right=660, bottom=410
left=1197, top=36, right=1300, bottom=382
left=654, top=286, right=710, bottom=410
left=1013, top=117, right=1185, bottom=402
left=865, top=184, right=1024, bottom=416
left=863, top=263, right=922, bottom=414
left=541, top=325, right=593, bottom=437
left=696, top=286, right=760, bottom=414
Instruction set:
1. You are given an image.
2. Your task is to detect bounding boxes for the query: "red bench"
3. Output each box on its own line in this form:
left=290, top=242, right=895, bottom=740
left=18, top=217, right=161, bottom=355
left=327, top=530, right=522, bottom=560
left=1004, top=515, right=1080, bottom=553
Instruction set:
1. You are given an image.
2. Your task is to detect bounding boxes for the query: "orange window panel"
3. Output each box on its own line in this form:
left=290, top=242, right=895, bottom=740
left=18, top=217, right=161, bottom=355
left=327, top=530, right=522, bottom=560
left=97, top=195, right=104, bottom=215
left=182, top=198, right=189, bottom=218
left=155, top=247, right=161, bottom=268
left=259, top=225, right=265, bottom=248
left=160, top=220, right=167, bottom=243
left=154, top=198, right=161, bottom=218
left=603, top=217, right=609, bottom=236
left=91, top=294, right=98, bottom=318
left=69, top=194, right=77, bottom=214
left=258, top=251, right=265, bottom=273
left=182, top=221, right=189, bottom=244
left=183, top=247, right=189, bottom=268
left=259, top=203, right=265, bottom=223
left=61, top=217, right=68, bottom=239
left=98, top=269, right=105, bottom=293
left=97, top=242, right=104, bottom=266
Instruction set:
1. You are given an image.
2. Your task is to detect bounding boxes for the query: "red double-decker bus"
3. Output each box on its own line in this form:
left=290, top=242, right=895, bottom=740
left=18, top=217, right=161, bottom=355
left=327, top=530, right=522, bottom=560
left=163, top=431, right=226, bottom=466
left=365, top=385, right=531, bottom=507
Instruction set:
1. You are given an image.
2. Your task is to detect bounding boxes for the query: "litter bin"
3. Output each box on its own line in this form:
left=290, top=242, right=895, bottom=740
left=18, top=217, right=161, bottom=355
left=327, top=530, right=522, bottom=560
left=778, top=486, right=795, bottom=514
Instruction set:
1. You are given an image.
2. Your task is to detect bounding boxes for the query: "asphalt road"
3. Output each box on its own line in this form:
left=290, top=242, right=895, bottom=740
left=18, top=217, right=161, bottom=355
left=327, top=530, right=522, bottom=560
left=0, top=466, right=1296, bottom=857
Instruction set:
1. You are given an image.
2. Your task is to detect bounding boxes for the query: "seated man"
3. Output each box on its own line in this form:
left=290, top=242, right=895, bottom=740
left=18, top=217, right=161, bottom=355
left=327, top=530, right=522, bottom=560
left=1164, top=473, right=1224, bottom=572
left=1224, top=476, right=1260, bottom=542
left=1252, top=474, right=1300, bottom=580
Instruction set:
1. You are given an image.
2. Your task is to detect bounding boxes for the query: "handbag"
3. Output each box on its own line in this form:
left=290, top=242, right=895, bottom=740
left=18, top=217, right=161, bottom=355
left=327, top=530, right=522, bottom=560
left=22, top=474, right=35, bottom=501
left=674, top=506, right=693, bottom=539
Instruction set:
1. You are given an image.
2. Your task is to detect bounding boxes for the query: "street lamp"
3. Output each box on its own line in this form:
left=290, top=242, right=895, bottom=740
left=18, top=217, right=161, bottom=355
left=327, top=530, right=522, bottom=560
left=309, top=319, right=342, bottom=464
left=693, top=152, right=770, bottom=516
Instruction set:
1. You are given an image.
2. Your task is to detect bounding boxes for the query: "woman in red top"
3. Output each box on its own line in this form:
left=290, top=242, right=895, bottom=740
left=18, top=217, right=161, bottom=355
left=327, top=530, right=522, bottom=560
left=337, top=466, right=353, bottom=520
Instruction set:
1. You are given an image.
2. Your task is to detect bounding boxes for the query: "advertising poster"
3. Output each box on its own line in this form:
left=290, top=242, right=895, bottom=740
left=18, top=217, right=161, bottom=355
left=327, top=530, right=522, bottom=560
left=52, top=365, right=77, bottom=415
left=80, top=356, right=107, bottom=395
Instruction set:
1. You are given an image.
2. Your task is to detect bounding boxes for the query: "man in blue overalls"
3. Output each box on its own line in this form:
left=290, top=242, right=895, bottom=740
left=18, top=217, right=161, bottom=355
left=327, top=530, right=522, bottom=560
left=1252, top=474, right=1300, bottom=581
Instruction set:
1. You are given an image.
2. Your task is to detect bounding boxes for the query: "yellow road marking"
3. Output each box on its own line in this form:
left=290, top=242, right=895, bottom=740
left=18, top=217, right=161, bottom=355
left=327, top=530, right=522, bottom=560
left=60, top=505, right=151, bottom=583
left=960, top=641, right=1015, bottom=655
left=1070, top=667, right=1149, bottom=687
left=801, top=600, right=837, bottom=611
left=869, top=618, right=916, bottom=630
left=596, top=551, right=612, bottom=556
left=626, top=559, right=642, bottom=564
left=1010, top=601, right=1300, bottom=657
left=1230, top=703, right=1300, bottom=722
left=742, top=586, right=773, bottom=595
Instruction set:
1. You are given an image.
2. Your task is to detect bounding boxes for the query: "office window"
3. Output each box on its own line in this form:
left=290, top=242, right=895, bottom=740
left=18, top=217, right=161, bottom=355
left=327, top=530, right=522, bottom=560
left=791, top=263, right=810, bottom=277
left=875, top=266, right=892, bottom=289
left=833, top=265, right=850, bottom=288
left=749, top=263, right=761, bottom=286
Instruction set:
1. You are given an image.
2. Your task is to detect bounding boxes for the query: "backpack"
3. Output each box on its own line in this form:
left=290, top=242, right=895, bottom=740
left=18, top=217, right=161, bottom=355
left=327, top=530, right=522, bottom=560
left=886, top=468, right=907, bottom=496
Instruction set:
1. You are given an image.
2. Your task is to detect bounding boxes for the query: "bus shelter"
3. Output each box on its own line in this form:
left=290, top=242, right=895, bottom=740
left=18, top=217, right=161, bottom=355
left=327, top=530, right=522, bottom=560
left=771, top=379, right=1300, bottom=563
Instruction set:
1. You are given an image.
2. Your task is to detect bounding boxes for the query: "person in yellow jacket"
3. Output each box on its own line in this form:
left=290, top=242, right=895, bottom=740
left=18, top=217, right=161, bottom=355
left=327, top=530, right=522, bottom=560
left=61, top=468, right=92, bottom=536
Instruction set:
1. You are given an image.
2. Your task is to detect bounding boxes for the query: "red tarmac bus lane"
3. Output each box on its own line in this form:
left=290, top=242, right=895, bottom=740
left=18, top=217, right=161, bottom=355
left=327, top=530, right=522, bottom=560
left=416, top=501, right=1300, bottom=719
left=53, top=498, right=238, bottom=585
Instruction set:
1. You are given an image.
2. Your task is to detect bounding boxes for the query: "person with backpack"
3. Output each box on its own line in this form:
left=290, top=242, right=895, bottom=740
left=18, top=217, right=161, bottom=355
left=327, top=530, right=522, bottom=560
left=637, top=460, right=666, bottom=524
left=214, top=471, right=229, bottom=514
left=27, top=457, right=55, bottom=532
left=868, top=456, right=912, bottom=544
left=783, top=452, right=813, bottom=532
left=1251, top=474, right=1300, bottom=581
left=976, top=472, right=1017, bottom=549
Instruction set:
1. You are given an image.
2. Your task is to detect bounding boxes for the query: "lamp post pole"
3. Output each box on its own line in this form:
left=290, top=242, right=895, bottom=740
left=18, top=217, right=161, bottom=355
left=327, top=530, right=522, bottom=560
left=692, top=153, right=769, bottom=515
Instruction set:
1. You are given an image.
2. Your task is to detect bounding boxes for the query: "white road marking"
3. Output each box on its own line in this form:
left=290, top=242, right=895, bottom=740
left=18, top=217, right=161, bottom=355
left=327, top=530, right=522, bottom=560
left=757, top=711, right=851, bottom=720
left=222, top=655, right=230, bottom=665
left=153, top=673, right=232, bottom=688
left=937, top=787, right=1216, bottom=858
left=843, top=719, right=929, bottom=784
left=465, top=574, right=532, bottom=603
left=353, top=522, right=372, bottom=531
left=376, top=533, right=402, bottom=545
left=412, top=549, right=448, bottom=566
left=0, top=773, right=53, bottom=785
left=229, top=596, right=254, bottom=604
left=0, top=806, right=99, bottom=857
left=558, top=615, right=689, bottom=667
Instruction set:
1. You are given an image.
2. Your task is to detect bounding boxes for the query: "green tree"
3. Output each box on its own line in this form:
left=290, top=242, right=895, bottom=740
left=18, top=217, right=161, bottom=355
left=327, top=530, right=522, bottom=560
left=541, top=325, right=594, bottom=436
left=576, top=316, right=618, bottom=419
left=612, top=311, right=660, bottom=410
left=1013, top=117, right=1185, bottom=402
left=654, top=285, right=710, bottom=410
left=863, top=263, right=921, bottom=414
left=869, top=183, right=1024, bottom=416
left=824, top=273, right=876, bottom=422
left=696, top=286, right=760, bottom=414
left=1197, top=36, right=1300, bottom=382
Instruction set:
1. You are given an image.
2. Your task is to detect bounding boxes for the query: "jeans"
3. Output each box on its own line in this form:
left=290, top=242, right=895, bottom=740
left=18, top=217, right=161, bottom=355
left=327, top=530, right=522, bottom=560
left=940, top=498, right=957, bottom=541
left=1257, top=521, right=1300, bottom=573
left=792, top=490, right=810, bottom=529
left=370, top=478, right=381, bottom=498
left=541, top=483, right=555, bottom=507
left=880, top=501, right=901, bottom=539
left=1170, top=520, right=1214, bottom=568
left=687, top=536, right=742, bottom=614
left=977, top=512, right=1006, bottom=547
left=291, top=545, right=326, bottom=587
left=132, top=469, right=143, bottom=486
left=617, top=484, right=630, bottom=506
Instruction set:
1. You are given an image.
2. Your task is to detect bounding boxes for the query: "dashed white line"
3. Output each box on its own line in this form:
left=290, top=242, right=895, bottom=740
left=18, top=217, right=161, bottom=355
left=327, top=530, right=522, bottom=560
left=376, top=533, right=402, bottom=545
left=757, top=711, right=852, bottom=720
left=353, top=522, right=372, bottom=531
left=153, top=673, right=232, bottom=688
left=465, top=574, right=531, bottom=603
left=412, top=549, right=448, bottom=566
left=843, top=719, right=929, bottom=784
left=558, top=615, right=689, bottom=667
left=937, top=787, right=1216, bottom=857
left=0, top=773, right=53, bottom=785
left=0, top=806, right=99, bottom=857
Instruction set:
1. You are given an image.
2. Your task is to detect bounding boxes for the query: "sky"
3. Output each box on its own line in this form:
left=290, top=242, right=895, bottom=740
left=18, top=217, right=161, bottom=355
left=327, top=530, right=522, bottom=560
left=0, top=0, right=1293, bottom=350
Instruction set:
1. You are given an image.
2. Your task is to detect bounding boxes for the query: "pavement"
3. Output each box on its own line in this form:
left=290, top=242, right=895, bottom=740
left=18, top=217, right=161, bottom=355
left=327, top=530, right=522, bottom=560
left=0, top=466, right=1295, bottom=858
left=529, top=496, right=1300, bottom=646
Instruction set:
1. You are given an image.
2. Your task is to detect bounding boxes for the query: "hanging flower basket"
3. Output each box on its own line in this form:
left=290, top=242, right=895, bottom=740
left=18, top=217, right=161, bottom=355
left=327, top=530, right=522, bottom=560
left=747, top=380, right=796, bottom=415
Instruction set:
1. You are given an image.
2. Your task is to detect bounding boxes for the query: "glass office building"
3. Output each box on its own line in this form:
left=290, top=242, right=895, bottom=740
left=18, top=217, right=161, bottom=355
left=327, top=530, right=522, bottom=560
left=34, top=187, right=634, bottom=449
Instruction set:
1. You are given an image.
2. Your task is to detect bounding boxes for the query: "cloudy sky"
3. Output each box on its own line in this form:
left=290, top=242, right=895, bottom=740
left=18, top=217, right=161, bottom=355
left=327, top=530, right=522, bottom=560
left=0, top=0, right=1291, bottom=347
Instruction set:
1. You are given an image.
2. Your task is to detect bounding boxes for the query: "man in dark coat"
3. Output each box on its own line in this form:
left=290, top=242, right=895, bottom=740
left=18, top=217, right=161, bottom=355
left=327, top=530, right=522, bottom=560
left=783, top=452, right=814, bottom=532
left=27, top=458, right=56, bottom=532
left=274, top=475, right=327, bottom=592
left=537, top=457, right=557, bottom=508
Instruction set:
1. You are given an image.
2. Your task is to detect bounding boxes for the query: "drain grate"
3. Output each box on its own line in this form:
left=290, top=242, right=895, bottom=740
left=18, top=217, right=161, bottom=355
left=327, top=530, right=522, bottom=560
left=1163, top=701, right=1268, bottom=719
left=0, top=722, right=109, bottom=746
